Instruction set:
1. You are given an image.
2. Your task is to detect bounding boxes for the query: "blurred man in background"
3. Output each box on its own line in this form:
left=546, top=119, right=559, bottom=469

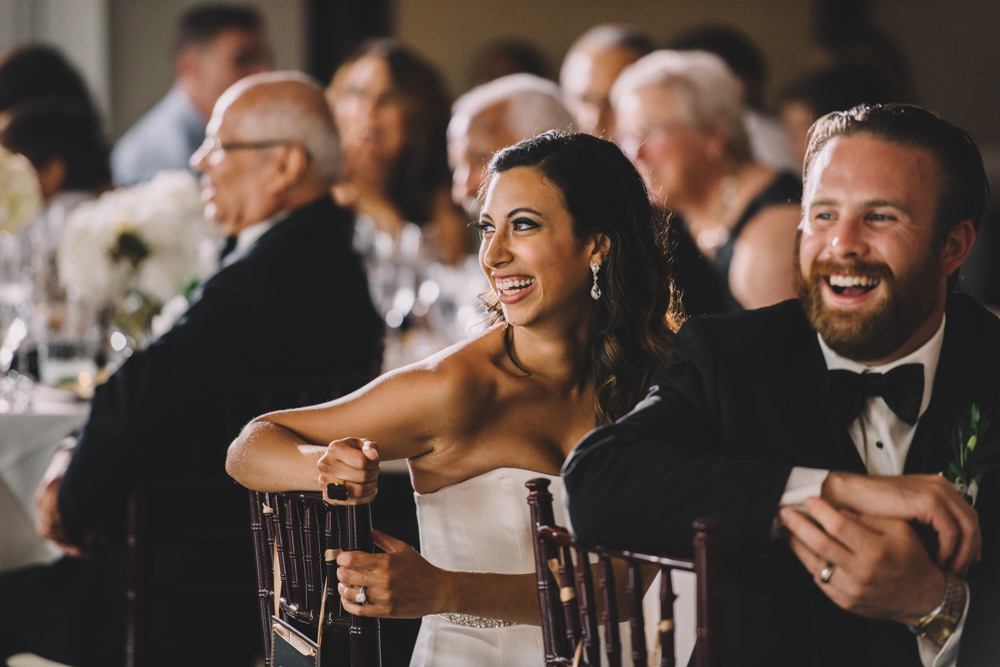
left=111, top=3, right=270, bottom=186
left=448, top=72, right=572, bottom=219
left=559, top=24, right=654, bottom=140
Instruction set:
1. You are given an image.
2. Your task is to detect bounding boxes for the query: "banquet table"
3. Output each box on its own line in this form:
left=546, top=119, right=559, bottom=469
left=0, top=385, right=88, bottom=570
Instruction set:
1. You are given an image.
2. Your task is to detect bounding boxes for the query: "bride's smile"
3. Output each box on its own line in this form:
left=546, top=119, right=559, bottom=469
left=478, top=166, right=601, bottom=327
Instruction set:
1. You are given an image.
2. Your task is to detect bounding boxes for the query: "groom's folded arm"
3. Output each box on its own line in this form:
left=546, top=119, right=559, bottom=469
left=563, top=360, right=794, bottom=559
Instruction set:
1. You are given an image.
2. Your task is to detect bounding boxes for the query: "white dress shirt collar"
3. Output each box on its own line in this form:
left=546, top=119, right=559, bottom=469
left=234, top=215, right=280, bottom=255
left=220, top=213, right=283, bottom=267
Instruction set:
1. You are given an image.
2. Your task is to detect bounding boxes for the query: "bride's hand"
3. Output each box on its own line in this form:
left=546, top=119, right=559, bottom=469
left=337, top=529, right=449, bottom=618
left=318, top=437, right=379, bottom=504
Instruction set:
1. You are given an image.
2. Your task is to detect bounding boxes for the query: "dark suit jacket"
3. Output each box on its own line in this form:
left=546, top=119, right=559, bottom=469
left=0, top=195, right=383, bottom=666
left=563, top=294, right=1000, bottom=667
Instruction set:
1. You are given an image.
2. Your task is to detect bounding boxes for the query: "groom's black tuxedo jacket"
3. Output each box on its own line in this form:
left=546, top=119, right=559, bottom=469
left=564, top=294, right=1000, bottom=667
left=0, top=195, right=383, bottom=666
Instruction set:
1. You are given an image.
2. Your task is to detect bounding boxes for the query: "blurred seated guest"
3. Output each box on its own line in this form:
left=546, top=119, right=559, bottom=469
left=669, top=23, right=798, bottom=173
left=0, top=71, right=382, bottom=667
left=226, top=131, right=683, bottom=667
left=0, top=100, right=110, bottom=204
left=111, top=2, right=270, bottom=186
left=613, top=49, right=801, bottom=311
left=327, top=38, right=470, bottom=266
left=0, top=49, right=110, bottom=353
left=778, top=63, right=893, bottom=166
left=469, top=36, right=553, bottom=87
left=0, top=99, right=112, bottom=329
left=0, top=44, right=96, bottom=113
left=559, top=24, right=655, bottom=141
left=448, top=72, right=573, bottom=219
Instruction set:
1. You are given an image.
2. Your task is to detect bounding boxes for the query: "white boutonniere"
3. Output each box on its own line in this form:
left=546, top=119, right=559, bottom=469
left=945, top=403, right=997, bottom=506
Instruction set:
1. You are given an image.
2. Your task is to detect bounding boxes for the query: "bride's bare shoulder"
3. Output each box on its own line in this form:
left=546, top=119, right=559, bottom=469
left=348, top=327, right=504, bottom=439
left=386, top=325, right=506, bottom=392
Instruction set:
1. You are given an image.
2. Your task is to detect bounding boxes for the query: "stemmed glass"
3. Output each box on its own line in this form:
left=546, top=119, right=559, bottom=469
left=0, top=231, right=35, bottom=412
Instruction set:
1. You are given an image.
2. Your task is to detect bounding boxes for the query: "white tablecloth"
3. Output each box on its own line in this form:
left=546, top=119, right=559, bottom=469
left=0, top=386, right=88, bottom=569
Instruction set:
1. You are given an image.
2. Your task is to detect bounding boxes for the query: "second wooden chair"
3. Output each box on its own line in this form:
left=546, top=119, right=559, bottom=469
left=526, top=477, right=722, bottom=667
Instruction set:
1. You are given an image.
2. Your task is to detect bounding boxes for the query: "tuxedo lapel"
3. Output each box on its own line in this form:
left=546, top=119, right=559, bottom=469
left=906, top=297, right=995, bottom=475
left=905, top=352, right=962, bottom=476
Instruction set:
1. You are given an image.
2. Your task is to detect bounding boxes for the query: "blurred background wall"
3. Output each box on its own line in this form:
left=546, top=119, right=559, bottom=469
left=2, top=0, right=998, bottom=178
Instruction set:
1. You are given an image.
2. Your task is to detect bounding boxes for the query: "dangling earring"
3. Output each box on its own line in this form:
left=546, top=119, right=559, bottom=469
left=590, top=262, right=602, bottom=301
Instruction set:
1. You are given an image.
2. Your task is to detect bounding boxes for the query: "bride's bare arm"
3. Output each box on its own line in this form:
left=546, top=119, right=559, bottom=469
left=337, top=530, right=543, bottom=625
left=225, top=360, right=467, bottom=493
left=335, top=533, right=651, bottom=627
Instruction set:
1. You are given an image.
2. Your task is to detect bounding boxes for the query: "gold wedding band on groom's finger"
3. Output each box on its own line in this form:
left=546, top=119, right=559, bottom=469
left=819, top=562, right=835, bottom=584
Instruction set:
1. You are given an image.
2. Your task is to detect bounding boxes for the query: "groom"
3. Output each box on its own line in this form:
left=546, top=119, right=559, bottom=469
left=563, top=104, right=999, bottom=666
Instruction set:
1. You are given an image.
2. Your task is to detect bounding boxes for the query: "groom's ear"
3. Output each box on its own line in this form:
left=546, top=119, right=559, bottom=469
left=940, top=219, right=975, bottom=277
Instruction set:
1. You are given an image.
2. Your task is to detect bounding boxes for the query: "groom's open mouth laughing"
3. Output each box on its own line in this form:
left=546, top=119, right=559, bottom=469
left=825, top=272, right=881, bottom=299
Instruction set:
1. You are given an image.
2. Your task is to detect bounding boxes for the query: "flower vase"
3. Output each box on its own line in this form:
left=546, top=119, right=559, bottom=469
left=114, top=290, right=158, bottom=349
left=97, top=291, right=158, bottom=377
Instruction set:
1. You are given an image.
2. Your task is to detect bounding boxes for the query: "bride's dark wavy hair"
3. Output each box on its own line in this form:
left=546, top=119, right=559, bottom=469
left=484, top=131, right=684, bottom=425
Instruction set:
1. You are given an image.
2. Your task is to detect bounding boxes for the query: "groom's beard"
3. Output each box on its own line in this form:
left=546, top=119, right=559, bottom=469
left=795, top=250, right=941, bottom=362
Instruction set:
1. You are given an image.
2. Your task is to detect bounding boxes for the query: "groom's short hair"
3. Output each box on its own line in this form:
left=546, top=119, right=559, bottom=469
left=804, top=103, right=989, bottom=243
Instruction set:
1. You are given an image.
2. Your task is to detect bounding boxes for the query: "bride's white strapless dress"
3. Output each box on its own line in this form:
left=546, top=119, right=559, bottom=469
left=407, top=467, right=561, bottom=667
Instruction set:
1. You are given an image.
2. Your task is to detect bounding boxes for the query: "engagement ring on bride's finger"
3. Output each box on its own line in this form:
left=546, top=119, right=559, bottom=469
left=356, top=585, right=368, bottom=605
left=819, top=563, right=835, bottom=584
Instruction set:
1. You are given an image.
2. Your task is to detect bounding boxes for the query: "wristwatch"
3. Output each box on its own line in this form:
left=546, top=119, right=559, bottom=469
left=909, top=573, right=967, bottom=647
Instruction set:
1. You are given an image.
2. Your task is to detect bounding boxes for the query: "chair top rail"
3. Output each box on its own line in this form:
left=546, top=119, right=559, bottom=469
left=536, top=525, right=697, bottom=573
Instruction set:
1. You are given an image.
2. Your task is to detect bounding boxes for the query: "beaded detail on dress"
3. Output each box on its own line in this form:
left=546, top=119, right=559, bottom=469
left=438, top=613, right=516, bottom=629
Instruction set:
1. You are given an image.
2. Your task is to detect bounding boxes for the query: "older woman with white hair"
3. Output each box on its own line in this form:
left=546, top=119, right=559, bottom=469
left=613, top=49, right=801, bottom=310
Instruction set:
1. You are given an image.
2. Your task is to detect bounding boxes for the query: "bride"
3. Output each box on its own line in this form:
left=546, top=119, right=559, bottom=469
left=226, top=131, right=682, bottom=666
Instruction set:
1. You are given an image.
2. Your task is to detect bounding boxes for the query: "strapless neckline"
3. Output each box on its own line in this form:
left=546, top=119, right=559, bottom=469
left=413, top=466, right=559, bottom=498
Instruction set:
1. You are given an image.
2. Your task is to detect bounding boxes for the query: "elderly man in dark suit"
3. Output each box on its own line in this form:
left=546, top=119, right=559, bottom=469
left=564, top=104, right=999, bottom=666
left=0, top=72, right=382, bottom=666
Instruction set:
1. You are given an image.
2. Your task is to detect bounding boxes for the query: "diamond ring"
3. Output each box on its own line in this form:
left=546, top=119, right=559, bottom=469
left=355, top=585, right=368, bottom=605
left=819, top=563, right=835, bottom=584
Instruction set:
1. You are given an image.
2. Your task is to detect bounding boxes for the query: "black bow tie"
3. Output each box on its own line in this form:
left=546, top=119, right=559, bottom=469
left=828, top=363, right=924, bottom=426
left=218, top=235, right=238, bottom=264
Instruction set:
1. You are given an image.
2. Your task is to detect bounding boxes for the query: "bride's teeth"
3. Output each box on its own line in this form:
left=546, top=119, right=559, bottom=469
left=496, top=277, right=535, bottom=294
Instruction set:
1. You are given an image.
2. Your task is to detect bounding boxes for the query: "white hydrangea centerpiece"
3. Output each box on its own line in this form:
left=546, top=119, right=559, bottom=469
left=58, top=170, right=218, bottom=339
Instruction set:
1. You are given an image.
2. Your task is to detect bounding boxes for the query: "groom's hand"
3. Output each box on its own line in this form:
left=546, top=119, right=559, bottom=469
left=780, top=497, right=949, bottom=626
left=820, top=472, right=980, bottom=574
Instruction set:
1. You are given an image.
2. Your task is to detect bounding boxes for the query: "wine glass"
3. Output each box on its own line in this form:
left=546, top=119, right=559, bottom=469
left=0, top=232, right=35, bottom=411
